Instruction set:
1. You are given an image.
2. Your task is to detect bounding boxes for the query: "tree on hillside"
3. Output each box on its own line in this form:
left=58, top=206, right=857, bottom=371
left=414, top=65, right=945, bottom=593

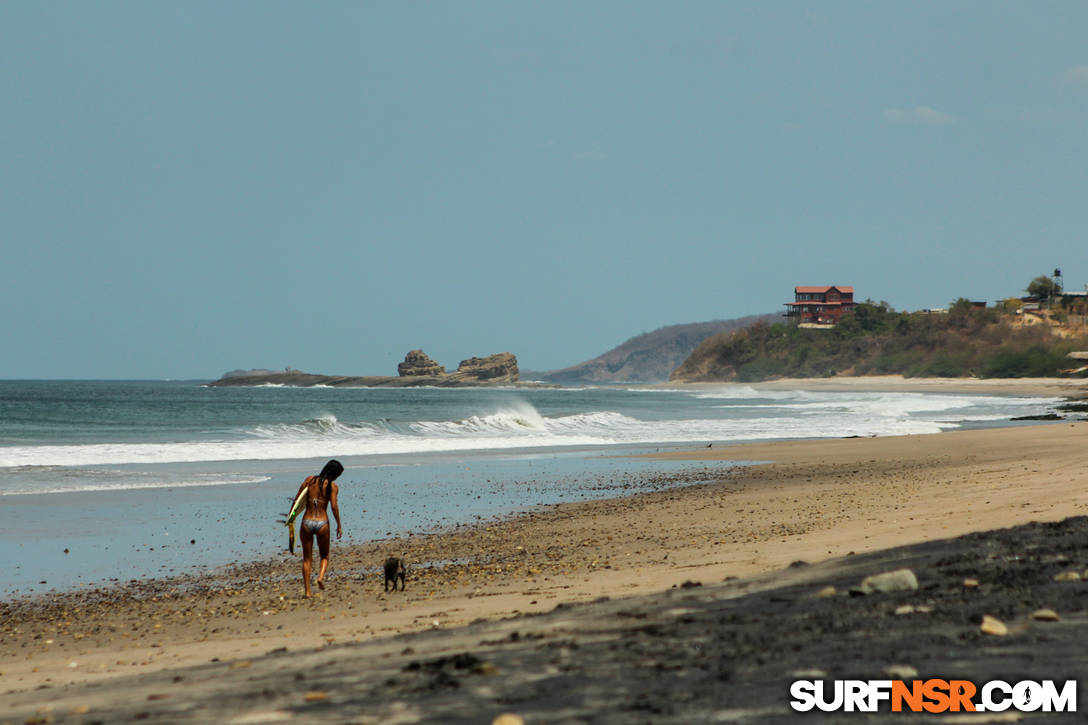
left=949, top=298, right=974, bottom=315
left=1026, top=275, right=1061, bottom=299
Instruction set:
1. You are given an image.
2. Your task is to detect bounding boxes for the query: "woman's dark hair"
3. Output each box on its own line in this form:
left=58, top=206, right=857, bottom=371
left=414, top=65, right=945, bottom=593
left=318, top=459, right=344, bottom=482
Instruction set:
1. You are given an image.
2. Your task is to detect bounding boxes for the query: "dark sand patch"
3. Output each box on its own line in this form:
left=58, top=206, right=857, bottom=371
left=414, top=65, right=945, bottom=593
left=5, top=517, right=1088, bottom=723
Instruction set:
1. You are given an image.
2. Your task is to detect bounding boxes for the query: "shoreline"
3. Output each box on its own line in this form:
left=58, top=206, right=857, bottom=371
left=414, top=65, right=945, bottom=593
left=3, top=420, right=1087, bottom=700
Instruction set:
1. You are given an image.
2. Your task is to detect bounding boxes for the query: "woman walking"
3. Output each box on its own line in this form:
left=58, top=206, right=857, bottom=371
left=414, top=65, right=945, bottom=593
left=293, top=459, right=344, bottom=597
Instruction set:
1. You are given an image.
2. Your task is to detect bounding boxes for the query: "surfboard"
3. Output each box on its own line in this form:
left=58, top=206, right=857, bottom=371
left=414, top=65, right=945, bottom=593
left=284, top=488, right=308, bottom=554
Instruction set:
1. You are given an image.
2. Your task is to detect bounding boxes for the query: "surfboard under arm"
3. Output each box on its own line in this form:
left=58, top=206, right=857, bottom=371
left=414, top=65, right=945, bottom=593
left=285, top=488, right=308, bottom=554
left=286, top=489, right=308, bottom=525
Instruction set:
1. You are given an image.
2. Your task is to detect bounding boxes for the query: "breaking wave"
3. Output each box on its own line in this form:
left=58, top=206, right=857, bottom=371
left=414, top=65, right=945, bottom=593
left=0, top=391, right=1060, bottom=469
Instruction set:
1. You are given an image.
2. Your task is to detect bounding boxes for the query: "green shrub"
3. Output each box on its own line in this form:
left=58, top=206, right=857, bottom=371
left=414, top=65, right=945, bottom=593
left=919, top=352, right=969, bottom=378
left=736, top=358, right=787, bottom=381
left=980, top=346, right=1064, bottom=377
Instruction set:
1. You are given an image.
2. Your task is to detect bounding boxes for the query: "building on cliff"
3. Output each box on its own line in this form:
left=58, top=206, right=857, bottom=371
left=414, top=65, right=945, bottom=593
left=783, top=285, right=856, bottom=325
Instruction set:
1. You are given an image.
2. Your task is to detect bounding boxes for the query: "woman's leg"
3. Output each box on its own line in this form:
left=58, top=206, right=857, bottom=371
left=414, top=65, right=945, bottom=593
left=315, top=524, right=331, bottom=590
left=301, top=525, right=314, bottom=597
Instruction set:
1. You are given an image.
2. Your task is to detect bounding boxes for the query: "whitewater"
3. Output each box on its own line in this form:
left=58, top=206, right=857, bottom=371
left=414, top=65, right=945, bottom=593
left=0, top=381, right=1062, bottom=489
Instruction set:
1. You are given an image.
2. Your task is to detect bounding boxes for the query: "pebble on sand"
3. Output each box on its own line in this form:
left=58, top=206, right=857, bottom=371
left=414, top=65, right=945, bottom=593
left=855, top=569, right=918, bottom=595
left=303, top=691, right=329, bottom=702
left=493, top=715, right=525, bottom=725
left=226, top=711, right=292, bottom=724
left=814, top=586, right=836, bottom=598
left=885, top=665, right=919, bottom=679
left=980, top=615, right=1008, bottom=636
left=1031, top=608, right=1060, bottom=621
left=791, top=668, right=828, bottom=678
left=962, top=578, right=979, bottom=588
left=1053, top=571, right=1081, bottom=582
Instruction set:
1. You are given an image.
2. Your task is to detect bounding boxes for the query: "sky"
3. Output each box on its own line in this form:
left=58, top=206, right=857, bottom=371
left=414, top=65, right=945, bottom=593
left=2, top=2, right=1087, bottom=379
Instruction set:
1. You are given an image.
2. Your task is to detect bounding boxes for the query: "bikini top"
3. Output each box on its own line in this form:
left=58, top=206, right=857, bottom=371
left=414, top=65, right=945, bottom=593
left=307, top=476, right=331, bottom=509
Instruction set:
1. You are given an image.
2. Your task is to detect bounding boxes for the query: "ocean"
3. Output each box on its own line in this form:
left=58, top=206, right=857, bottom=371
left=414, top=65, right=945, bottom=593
left=0, top=380, right=1062, bottom=596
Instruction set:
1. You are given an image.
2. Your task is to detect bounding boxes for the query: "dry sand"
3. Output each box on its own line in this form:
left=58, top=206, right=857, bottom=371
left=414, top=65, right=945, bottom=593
left=688, top=373, right=1088, bottom=397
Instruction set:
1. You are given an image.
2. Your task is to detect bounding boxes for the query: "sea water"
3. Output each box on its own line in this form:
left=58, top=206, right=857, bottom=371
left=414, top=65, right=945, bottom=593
left=0, top=381, right=1061, bottom=595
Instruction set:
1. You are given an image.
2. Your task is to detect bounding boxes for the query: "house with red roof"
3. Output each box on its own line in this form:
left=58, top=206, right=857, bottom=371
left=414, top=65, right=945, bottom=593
left=784, top=285, right=856, bottom=325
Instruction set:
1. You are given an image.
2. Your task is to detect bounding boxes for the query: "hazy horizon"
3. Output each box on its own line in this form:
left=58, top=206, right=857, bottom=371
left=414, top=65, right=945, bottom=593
left=4, top=2, right=1086, bottom=378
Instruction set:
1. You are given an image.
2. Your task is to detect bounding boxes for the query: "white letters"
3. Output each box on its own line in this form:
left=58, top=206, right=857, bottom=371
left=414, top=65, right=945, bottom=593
left=789, top=681, right=817, bottom=712
left=844, top=680, right=867, bottom=711
left=867, top=680, right=892, bottom=710
left=1040, top=680, right=1076, bottom=713
left=789, top=678, right=1077, bottom=713
left=981, top=681, right=1012, bottom=712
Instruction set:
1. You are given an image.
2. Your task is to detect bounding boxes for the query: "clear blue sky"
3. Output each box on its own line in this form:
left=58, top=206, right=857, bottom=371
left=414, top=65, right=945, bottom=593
left=3, top=2, right=1086, bottom=379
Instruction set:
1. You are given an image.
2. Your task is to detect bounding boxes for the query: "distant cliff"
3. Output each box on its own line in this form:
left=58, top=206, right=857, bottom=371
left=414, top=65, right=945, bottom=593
left=531, top=315, right=778, bottom=383
left=208, top=351, right=524, bottom=388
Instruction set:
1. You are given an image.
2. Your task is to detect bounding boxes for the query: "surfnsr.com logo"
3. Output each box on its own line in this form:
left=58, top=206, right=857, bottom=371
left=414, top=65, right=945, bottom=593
left=790, top=679, right=1077, bottom=713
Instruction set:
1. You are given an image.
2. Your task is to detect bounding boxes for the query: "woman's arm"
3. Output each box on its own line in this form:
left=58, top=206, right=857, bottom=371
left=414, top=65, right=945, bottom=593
left=294, top=476, right=312, bottom=502
left=330, top=482, right=342, bottom=539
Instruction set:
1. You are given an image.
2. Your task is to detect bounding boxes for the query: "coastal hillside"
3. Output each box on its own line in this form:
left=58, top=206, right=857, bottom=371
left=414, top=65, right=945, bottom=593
left=671, top=302, right=1088, bottom=382
left=534, top=315, right=778, bottom=383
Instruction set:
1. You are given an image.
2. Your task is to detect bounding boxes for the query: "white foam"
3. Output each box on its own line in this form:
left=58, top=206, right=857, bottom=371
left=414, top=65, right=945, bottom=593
left=691, top=386, right=818, bottom=401
left=0, top=474, right=271, bottom=496
left=0, top=393, right=1061, bottom=469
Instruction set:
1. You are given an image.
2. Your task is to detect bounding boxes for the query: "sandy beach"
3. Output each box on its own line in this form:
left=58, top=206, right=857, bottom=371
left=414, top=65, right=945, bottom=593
left=709, top=374, right=1088, bottom=397
left=1, top=377, right=1086, bottom=721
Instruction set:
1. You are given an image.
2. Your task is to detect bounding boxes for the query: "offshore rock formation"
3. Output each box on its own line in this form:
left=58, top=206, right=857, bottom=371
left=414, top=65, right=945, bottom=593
left=208, top=352, right=523, bottom=388
left=220, top=368, right=278, bottom=379
left=398, top=350, right=445, bottom=377
left=449, top=353, right=519, bottom=383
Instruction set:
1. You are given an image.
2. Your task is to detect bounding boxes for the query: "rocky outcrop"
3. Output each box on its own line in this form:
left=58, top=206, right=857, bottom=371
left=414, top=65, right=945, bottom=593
left=208, top=351, right=523, bottom=388
left=220, top=368, right=278, bottom=379
left=449, top=353, right=519, bottom=383
left=398, top=350, right=518, bottom=382
left=398, top=350, right=445, bottom=377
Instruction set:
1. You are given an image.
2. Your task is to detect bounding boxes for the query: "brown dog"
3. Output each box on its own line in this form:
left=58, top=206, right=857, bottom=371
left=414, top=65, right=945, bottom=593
left=383, top=557, right=407, bottom=591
